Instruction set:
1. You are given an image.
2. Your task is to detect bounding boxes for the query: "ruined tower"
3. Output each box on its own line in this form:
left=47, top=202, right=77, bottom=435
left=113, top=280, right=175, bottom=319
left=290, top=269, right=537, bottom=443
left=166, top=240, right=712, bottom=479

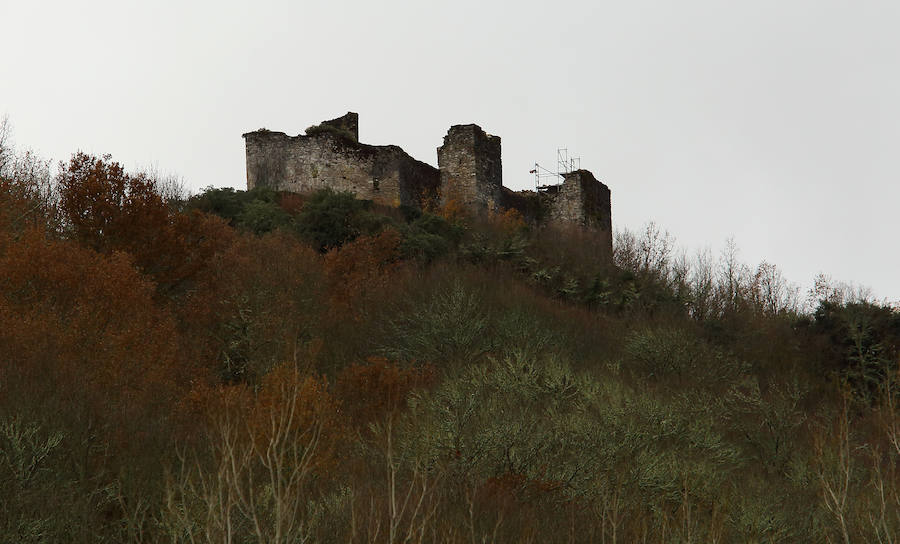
left=243, top=112, right=613, bottom=257
left=437, top=124, right=502, bottom=212
left=543, top=169, right=612, bottom=248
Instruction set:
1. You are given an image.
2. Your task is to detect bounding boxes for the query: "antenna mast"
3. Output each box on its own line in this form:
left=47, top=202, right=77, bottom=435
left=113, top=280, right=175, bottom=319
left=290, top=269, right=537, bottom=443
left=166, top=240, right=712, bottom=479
left=534, top=147, right=581, bottom=191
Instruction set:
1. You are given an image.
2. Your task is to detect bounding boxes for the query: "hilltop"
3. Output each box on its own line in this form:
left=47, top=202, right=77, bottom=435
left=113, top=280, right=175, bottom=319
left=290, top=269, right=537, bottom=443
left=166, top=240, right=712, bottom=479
left=0, top=141, right=899, bottom=542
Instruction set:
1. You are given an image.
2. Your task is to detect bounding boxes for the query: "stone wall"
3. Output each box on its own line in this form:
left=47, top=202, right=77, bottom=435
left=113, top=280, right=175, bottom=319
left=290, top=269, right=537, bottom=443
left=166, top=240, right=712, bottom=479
left=243, top=113, right=612, bottom=256
left=243, top=118, right=439, bottom=208
left=437, top=124, right=502, bottom=211
left=542, top=170, right=612, bottom=248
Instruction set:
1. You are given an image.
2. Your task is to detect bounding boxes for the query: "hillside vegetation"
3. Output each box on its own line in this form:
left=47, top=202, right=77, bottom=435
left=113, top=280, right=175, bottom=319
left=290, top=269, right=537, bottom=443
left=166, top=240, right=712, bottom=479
left=1, top=145, right=899, bottom=543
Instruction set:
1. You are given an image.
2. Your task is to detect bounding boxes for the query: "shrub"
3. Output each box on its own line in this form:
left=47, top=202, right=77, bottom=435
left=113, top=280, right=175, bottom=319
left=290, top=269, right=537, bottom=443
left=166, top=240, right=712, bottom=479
left=624, top=327, right=746, bottom=389
left=399, top=212, right=463, bottom=263
left=304, top=124, right=357, bottom=142
left=238, top=198, right=291, bottom=235
left=381, top=280, right=490, bottom=366
left=189, top=186, right=290, bottom=235
left=295, top=189, right=382, bottom=251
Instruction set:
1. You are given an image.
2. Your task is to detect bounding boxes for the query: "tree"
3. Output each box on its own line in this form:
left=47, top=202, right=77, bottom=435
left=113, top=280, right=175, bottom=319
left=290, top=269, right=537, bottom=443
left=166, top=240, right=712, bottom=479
left=189, top=231, right=325, bottom=383
left=164, top=366, right=344, bottom=544
left=0, top=116, right=54, bottom=233
left=295, top=189, right=380, bottom=252
left=57, top=152, right=168, bottom=252
left=335, top=358, right=438, bottom=544
left=57, top=152, right=234, bottom=301
left=750, top=261, right=799, bottom=316
left=813, top=300, right=900, bottom=401
left=322, top=229, right=402, bottom=319
left=0, top=114, right=11, bottom=174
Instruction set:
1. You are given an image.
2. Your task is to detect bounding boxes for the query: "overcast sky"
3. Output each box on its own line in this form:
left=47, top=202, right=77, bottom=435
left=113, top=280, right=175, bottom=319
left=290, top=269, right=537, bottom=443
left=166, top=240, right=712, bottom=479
left=2, top=0, right=898, bottom=301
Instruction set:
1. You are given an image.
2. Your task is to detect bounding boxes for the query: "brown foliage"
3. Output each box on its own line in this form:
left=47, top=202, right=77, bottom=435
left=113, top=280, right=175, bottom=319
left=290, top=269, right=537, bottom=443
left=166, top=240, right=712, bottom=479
left=183, top=230, right=325, bottom=382
left=277, top=191, right=306, bottom=216
left=57, top=152, right=234, bottom=300
left=168, top=366, right=345, bottom=543
left=336, top=357, right=436, bottom=428
left=490, top=207, right=526, bottom=235
left=0, top=173, right=51, bottom=234
left=323, top=229, right=403, bottom=319
left=436, top=198, right=468, bottom=223
left=57, top=152, right=170, bottom=260
left=252, top=364, right=345, bottom=474
left=183, top=364, right=345, bottom=479
left=0, top=226, right=189, bottom=448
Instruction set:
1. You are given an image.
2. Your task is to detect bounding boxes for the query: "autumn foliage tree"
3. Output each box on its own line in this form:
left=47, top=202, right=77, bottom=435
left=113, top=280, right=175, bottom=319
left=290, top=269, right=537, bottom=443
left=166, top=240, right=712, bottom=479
left=323, top=229, right=403, bottom=319
left=183, top=231, right=325, bottom=383
left=335, top=358, right=439, bottom=544
left=165, top=365, right=344, bottom=544
left=0, top=216, right=194, bottom=539
left=0, top=227, right=186, bottom=430
left=336, top=357, right=435, bottom=429
left=57, top=152, right=233, bottom=301
left=6, top=137, right=900, bottom=542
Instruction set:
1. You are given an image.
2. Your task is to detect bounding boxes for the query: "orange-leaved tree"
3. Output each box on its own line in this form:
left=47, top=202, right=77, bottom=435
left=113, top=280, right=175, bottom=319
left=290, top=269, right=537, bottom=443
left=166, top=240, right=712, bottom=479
left=57, top=152, right=234, bottom=301
left=57, top=152, right=168, bottom=253
left=323, top=229, right=403, bottom=320
left=0, top=223, right=192, bottom=481
left=166, top=364, right=344, bottom=544
left=182, top=230, right=325, bottom=383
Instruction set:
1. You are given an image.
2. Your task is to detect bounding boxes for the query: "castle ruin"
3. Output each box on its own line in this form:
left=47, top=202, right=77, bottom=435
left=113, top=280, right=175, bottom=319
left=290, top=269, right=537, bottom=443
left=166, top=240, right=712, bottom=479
left=243, top=112, right=612, bottom=252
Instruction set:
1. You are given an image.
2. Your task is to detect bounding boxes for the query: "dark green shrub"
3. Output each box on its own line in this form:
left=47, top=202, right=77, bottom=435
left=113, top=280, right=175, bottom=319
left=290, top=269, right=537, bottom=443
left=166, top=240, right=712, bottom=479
left=399, top=213, right=463, bottom=263
left=811, top=300, right=900, bottom=401
left=398, top=204, right=421, bottom=222
left=294, top=188, right=381, bottom=251
left=238, top=199, right=290, bottom=235
left=411, top=213, right=463, bottom=242
left=624, top=327, right=746, bottom=389
left=304, top=124, right=357, bottom=142
left=188, top=186, right=286, bottom=234
left=400, top=229, right=449, bottom=263
left=188, top=187, right=245, bottom=224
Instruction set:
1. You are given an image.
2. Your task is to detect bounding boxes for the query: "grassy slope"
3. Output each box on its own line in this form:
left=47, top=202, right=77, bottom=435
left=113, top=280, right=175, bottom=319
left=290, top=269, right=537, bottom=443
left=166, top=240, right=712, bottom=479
left=1, top=163, right=899, bottom=542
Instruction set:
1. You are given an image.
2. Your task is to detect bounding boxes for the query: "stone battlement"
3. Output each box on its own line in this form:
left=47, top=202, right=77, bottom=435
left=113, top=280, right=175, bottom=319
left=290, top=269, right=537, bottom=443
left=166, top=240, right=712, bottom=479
left=243, top=114, right=439, bottom=209
left=243, top=112, right=612, bottom=253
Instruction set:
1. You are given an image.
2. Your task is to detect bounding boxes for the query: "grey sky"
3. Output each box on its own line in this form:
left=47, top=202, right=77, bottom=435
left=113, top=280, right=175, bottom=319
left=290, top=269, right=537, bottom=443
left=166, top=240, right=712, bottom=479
left=2, top=0, right=899, bottom=301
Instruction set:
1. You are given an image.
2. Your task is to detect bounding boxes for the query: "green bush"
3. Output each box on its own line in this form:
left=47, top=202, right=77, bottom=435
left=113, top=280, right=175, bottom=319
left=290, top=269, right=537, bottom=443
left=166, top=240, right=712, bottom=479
left=402, top=353, right=746, bottom=541
left=399, top=212, right=463, bottom=263
left=624, top=327, right=746, bottom=389
left=408, top=355, right=603, bottom=493
left=294, top=188, right=382, bottom=251
left=188, top=186, right=291, bottom=235
left=238, top=198, right=291, bottom=235
left=381, top=280, right=490, bottom=366
left=304, top=124, right=357, bottom=142
left=811, top=300, right=900, bottom=402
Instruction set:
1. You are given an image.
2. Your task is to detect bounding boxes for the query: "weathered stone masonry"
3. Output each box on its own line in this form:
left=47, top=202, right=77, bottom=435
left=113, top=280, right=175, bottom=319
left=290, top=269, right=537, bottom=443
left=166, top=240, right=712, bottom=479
left=244, top=112, right=612, bottom=253
left=437, top=124, right=503, bottom=211
left=543, top=170, right=612, bottom=237
left=244, top=113, right=440, bottom=208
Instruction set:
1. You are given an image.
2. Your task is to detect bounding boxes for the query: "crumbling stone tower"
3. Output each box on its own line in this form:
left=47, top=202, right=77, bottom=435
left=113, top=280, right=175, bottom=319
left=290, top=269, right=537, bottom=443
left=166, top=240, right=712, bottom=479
left=243, top=112, right=613, bottom=257
left=437, top=124, right=503, bottom=211
left=543, top=169, right=612, bottom=248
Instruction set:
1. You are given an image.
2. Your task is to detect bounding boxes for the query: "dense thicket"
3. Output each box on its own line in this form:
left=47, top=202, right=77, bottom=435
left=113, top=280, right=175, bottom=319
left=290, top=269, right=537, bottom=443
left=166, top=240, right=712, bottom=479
left=1, top=141, right=898, bottom=542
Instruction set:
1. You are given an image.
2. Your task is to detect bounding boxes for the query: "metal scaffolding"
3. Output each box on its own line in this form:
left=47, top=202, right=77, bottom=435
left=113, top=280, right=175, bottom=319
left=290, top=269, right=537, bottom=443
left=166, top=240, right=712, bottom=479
left=533, top=148, right=580, bottom=191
